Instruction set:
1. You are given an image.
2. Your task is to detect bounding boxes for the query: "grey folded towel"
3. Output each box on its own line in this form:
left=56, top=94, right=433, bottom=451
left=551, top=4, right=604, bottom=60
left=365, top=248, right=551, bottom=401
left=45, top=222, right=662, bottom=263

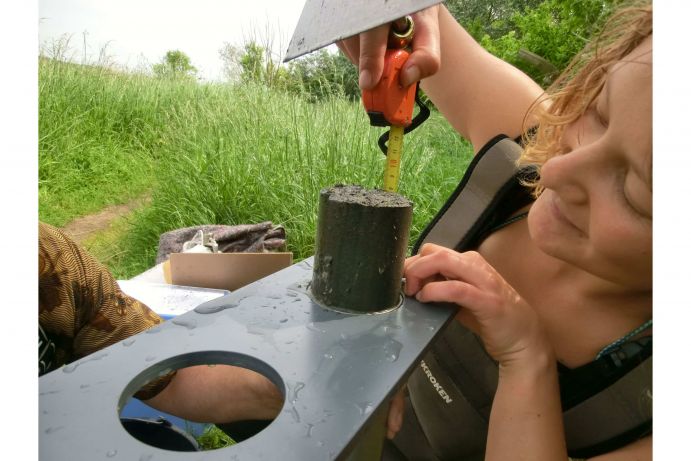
left=156, top=221, right=286, bottom=264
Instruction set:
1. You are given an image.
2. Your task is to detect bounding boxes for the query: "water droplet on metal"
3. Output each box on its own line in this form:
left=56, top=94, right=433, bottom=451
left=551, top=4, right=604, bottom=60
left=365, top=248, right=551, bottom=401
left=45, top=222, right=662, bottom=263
left=172, top=318, right=197, bottom=330
left=384, top=339, right=403, bottom=362
left=286, top=405, right=301, bottom=422
left=145, top=355, right=157, bottom=362
left=305, top=423, right=315, bottom=438
left=106, top=449, right=117, bottom=458
left=122, top=338, right=136, bottom=347
left=195, top=301, right=237, bottom=314
left=291, top=382, right=305, bottom=403
left=355, top=402, right=374, bottom=416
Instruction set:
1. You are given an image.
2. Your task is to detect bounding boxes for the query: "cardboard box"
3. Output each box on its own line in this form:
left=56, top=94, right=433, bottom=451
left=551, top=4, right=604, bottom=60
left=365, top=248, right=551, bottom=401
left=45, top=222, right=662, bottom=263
left=164, top=252, right=293, bottom=291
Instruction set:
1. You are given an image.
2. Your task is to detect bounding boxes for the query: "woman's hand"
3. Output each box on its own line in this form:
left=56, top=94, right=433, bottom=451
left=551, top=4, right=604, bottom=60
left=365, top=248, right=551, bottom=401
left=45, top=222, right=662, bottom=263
left=404, top=243, right=550, bottom=367
left=406, top=244, right=568, bottom=460
left=336, top=5, right=442, bottom=90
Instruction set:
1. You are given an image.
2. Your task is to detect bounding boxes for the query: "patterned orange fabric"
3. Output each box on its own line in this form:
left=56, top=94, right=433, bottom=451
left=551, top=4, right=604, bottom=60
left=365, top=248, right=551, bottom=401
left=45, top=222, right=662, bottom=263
left=38, top=222, right=175, bottom=399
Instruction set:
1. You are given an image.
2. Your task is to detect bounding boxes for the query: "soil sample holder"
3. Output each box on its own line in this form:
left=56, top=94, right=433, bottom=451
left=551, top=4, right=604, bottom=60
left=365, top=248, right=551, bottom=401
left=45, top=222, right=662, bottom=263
left=311, top=185, right=412, bottom=313
left=39, top=185, right=455, bottom=461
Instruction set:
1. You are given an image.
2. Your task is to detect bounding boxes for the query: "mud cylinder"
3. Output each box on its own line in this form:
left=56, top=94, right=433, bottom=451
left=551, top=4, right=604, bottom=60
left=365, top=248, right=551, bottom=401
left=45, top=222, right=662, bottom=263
left=311, top=184, right=413, bottom=313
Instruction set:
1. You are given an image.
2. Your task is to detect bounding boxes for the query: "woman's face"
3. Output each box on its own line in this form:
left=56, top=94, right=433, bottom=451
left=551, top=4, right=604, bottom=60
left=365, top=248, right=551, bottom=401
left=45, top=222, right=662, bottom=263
left=528, top=36, right=652, bottom=289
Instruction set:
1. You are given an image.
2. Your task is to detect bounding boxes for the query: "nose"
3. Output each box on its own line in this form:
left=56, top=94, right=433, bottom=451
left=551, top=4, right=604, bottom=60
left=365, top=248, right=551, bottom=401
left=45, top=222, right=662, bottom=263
left=540, top=153, right=590, bottom=205
left=539, top=122, right=599, bottom=205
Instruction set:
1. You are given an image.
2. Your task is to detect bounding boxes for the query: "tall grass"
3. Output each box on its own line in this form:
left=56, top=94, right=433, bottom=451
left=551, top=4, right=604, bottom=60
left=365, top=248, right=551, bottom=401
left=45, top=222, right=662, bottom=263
left=40, top=57, right=158, bottom=225
left=39, top=57, right=473, bottom=278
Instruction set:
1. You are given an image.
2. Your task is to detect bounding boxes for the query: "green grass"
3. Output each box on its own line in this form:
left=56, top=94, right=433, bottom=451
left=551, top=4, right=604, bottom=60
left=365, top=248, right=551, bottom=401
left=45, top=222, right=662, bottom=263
left=39, top=57, right=164, bottom=225
left=195, top=425, right=236, bottom=450
left=39, top=57, right=473, bottom=278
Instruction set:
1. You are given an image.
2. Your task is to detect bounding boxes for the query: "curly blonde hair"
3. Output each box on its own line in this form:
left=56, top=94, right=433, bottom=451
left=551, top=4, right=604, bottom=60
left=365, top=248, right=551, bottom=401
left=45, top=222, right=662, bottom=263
left=518, top=0, right=652, bottom=195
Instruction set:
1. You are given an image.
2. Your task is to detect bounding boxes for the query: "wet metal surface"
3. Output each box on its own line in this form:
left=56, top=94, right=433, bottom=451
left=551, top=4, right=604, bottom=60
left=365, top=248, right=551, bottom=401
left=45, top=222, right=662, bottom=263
left=284, top=0, right=444, bottom=61
left=39, top=257, right=455, bottom=460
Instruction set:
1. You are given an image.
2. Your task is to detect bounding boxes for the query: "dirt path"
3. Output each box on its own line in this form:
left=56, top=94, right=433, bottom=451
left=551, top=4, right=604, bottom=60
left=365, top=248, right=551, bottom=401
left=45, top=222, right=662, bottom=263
left=62, top=195, right=151, bottom=243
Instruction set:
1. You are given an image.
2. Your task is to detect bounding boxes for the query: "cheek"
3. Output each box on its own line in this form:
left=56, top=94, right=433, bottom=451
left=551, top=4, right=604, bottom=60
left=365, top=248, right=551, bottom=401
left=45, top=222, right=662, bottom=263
left=526, top=195, right=555, bottom=241
left=525, top=193, right=574, bottom=257
left=588, top=209, right=652, bottom=286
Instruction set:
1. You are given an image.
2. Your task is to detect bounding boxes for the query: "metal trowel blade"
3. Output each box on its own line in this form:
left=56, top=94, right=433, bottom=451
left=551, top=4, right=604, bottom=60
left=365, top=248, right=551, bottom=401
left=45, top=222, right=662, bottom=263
left=284, top=0, right=442, bottom=62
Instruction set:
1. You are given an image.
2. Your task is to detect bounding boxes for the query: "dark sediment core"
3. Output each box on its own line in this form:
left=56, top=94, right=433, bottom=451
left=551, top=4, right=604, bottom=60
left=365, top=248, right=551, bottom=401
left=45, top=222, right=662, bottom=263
left=311, top=184, right=413, bottom=313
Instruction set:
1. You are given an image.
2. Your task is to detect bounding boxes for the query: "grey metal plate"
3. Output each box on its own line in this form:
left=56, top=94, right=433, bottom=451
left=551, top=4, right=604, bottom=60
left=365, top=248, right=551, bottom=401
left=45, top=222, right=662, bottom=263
left=284, top=0, right=443, bottom=61
left=39, top=257, right=455, bottom=460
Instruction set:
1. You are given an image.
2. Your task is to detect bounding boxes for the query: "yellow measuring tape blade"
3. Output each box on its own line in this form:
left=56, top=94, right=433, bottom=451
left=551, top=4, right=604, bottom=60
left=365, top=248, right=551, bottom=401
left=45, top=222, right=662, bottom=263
left=383, top=125, right=405, bottom=192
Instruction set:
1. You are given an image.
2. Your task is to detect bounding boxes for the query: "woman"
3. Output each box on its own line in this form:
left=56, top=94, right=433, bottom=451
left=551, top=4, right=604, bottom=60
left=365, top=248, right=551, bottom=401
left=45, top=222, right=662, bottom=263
left=339, top=1, right=652, bottom=460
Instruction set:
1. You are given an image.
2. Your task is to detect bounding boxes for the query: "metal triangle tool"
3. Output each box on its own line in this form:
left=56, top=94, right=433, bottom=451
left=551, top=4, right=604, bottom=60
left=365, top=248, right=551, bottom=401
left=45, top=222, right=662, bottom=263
left=284, top=0, right=442, bottom=62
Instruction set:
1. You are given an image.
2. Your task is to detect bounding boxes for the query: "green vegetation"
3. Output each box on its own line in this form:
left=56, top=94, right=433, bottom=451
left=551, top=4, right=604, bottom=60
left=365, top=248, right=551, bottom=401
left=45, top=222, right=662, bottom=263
left=153, top=50, right=198, bottom=80
left=39, top=56, right=162, bottom=226
left=452, top=0, right=616, bottom=84
left=195, top=425, right=236, bottom=450
left=39, top=57, right=471, bottom=279
left=216, top=0, right=615, bottom=111
left=121, top=82, right=470, bottom=277
left=40, top=0, right=618, bottom=278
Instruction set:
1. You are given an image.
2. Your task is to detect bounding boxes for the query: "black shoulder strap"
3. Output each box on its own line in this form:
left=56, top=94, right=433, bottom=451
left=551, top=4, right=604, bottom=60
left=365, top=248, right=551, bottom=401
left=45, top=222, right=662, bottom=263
left=413, top=134, right=525, bottom=254
left=562, top=337, right=652, bottom=458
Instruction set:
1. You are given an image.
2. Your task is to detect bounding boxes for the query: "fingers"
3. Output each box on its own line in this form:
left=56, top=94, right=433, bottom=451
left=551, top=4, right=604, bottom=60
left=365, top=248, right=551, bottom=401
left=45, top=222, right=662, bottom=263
left=403, top=254, right=420, bottom=271
left=401, top=9, right=441, bottom=87
left=338, top=5, right=442, bottom=91
left=336, top=38, right=359, bottom=66
left=386, top=386, right=406, bottom=439
left=414, top=276, right=481, bottom=306
left=404, top=245, right=463, bottom=295
left=357, top=24, right=390, bottom=90
left=406, top=246, right=497, bottom=295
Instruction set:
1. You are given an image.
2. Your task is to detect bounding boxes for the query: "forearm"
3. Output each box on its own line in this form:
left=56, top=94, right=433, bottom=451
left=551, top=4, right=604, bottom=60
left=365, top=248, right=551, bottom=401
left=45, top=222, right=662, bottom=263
left=486, top=347, right=567, bottom=461
left=143, top=364, right=283, bottom=423
left=420, top=6, right=543, bottom=151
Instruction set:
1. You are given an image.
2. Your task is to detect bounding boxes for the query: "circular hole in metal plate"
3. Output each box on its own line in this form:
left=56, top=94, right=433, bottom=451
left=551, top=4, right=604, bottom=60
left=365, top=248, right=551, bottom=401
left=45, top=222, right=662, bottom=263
left=118, top=351, right=285, bottom=451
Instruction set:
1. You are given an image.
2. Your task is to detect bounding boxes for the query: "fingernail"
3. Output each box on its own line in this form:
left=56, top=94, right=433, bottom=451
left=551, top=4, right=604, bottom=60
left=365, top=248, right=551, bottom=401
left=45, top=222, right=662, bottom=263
left=402, top=65, right=420, bottom=87
left=359, top=69, right=372, bottom=89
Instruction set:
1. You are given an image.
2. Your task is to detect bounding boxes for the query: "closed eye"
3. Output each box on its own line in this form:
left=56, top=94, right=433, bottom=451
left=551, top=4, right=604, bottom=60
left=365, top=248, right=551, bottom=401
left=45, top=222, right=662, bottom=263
left=621, top=169, right=652, bottom=219
left=595, top=107, right=608, bottom=128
